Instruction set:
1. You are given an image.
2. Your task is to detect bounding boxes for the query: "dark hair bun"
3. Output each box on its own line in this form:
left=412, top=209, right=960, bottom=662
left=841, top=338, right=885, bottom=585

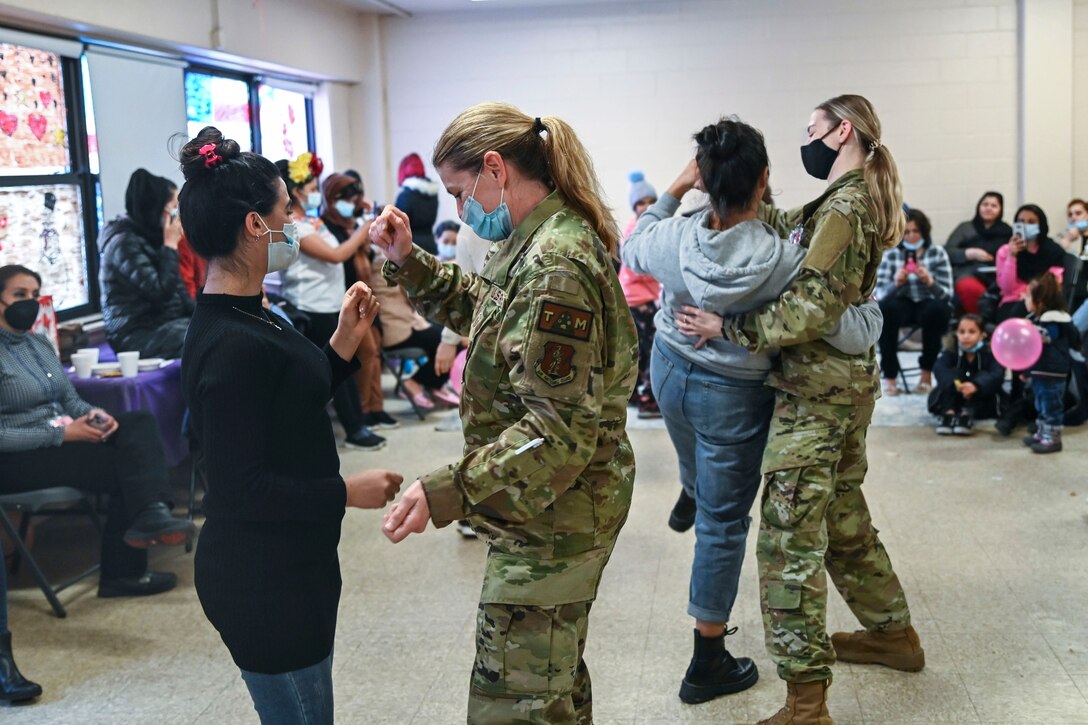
left=179, top=126, right=242, bottom=182
left=693, top=116, right=768, bottom=217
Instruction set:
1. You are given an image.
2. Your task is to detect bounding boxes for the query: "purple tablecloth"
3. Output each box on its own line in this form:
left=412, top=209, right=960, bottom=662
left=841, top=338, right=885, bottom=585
left=68, top=361, right=189, bottom=467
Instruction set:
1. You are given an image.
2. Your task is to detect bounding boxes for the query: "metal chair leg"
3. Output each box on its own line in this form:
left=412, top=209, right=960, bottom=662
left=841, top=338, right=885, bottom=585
left=0, top=510, right=66, bottom=618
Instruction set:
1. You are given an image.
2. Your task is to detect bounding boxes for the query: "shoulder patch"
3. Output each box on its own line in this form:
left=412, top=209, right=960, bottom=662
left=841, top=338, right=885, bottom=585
left=537, top=301, right=593, bottom=341
left=534, top=341, right=577, bottom=386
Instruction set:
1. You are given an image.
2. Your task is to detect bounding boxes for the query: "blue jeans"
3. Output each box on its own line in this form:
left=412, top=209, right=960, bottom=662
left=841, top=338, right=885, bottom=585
left=1073, top=299, right=1088, bottom=336
left=651, top=340, right=774, bottom=623
left=240, top=651, right=334, bottom=725
left=1032, top=378, right=1065, bottom=429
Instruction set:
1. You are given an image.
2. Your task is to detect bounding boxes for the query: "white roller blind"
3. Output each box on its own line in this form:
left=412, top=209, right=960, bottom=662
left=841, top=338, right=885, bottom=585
left=85, top=47, right=187, bottom=222
left=0, top=27, right=82, bottom=58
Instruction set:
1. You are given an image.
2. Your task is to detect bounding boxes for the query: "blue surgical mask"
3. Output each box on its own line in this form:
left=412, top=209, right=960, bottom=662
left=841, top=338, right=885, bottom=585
left=901, top=238, right=924, bottom=251
left=461, top=172, right=513, bottom=242
left=960, top=340, right=984, bottom=354
left=436, top=242, right=457, bottom=261
left=1023, top=223, right=1040, bottom=240
left=259, top=216, right=301, bottom=273
left=1072, top=219, right=1088, bottom=232
left=334, top=200, right=356, bottom=218
left=303, top=191, right=322, bottom=212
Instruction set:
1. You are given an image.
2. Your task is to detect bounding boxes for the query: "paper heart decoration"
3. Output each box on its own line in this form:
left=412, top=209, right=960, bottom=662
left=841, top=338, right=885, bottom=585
left=0, top=111, right=16, bottom=136
left=27, top=112, right=47, bottom=141
left=40, top=91, right=52, bottom=107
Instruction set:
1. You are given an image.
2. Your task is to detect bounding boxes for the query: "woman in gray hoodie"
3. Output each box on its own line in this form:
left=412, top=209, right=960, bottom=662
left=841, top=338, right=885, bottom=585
left=620, top=117, right=880, bottom=706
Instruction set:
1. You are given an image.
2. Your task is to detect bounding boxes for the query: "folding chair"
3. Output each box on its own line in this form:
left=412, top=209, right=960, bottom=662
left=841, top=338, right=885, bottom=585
left=382, top=347, right=429, bottom=420
left=0, top=487, right=102, bottom=618
left=896, top=325, right=922, bottom=393
left=1062, top=252, right=1083, bottom=309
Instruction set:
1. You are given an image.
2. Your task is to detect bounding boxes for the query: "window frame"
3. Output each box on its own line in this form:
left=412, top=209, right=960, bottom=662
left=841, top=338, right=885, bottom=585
left=0, top=49, right=101, bottom=321
left=183, top=65, right=316, bottom=161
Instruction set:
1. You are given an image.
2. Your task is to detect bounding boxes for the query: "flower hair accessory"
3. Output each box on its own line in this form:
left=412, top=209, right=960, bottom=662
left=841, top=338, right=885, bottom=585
left=199, top=143, right=222, bottom=169
left=288, top=152, right=324, bottom=185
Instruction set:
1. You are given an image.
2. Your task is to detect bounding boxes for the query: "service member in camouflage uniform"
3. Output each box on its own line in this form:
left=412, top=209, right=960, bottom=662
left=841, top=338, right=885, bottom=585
left=373, top=102, right=638, bottom=725
left=721, top=96, right=925, bottom=725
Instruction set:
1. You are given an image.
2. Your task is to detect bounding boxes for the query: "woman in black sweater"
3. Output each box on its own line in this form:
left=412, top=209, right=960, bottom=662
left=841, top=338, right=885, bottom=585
left=178, top=127, right=402, bottom=723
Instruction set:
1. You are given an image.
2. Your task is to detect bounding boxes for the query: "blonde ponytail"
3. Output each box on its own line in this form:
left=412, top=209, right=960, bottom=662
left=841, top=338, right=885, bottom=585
left=433, top=102, right=619, bottom=254
left=817, top=95, right=905, bottom=249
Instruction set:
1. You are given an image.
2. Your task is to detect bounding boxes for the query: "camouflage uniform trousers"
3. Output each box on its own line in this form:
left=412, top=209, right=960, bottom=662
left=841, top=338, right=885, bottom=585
left=757, top=393, right=912, bottom=683
left=469, top=601, right=593, bottom=725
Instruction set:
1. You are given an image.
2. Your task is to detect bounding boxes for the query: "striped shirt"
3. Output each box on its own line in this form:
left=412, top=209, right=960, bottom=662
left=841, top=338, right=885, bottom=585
left=874, top=243, right=954, bottom=304
left=0, top=328, right=92, bottom=452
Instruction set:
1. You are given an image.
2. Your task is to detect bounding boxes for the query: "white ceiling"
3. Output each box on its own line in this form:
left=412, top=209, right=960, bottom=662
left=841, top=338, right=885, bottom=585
left=340, top=0, right=634, bottom=16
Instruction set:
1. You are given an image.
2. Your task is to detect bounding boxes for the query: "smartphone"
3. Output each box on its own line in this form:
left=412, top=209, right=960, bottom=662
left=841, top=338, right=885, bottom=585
left=1013, top=221, right=1026, bottom=239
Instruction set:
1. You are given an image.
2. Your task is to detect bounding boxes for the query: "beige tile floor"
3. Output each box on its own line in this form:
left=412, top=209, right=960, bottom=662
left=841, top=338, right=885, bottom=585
left=4, top=392, right=1088, bottom=724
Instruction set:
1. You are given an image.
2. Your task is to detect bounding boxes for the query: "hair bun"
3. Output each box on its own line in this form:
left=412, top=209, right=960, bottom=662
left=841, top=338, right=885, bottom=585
left=178, top=126, right=241, bottom=181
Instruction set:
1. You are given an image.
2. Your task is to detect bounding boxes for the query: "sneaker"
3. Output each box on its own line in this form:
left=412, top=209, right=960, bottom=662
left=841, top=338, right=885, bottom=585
left=1031, top=433, right=1063, bottom=454
left=434, top=410, right=462, bottom=432
left=952, top=414, right=974, bottom=436
left=122, top=502, right=196, bottom=548
left=994, top=417, right=1015, bottom=437
left=397, top=388, right=435, bottom=411
left=363, top=411, right=399, bottom=430
left=1022, top=431, right=1041, bottom=447
left=637, top=399, right=662, bottom=419
left=935, top=414, right=954, bottom=435
left=455, top=520, right=476, bottom=538
left=98, top=570, right=177, bottom=598
left=345, top=427, right=386, bottom=451
left=430, top=385, right=461, bottom=408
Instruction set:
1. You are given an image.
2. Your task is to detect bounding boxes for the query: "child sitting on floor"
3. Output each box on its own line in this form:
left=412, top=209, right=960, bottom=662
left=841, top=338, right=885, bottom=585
left=929, top=314, right=1005, bottom=435
left=1022, top=273, right=1080, bottom=454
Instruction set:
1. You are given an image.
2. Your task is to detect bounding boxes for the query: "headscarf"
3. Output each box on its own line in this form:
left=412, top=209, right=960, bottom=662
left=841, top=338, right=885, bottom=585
left=320, top=173, right=363, bottom=232
left=397, top=153, right=426, bottom=186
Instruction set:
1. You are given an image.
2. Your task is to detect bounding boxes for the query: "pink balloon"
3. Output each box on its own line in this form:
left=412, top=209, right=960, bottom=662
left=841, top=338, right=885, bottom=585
left=449, top=349, right=467, bottom=395
left=990, top=317, right=1043, bottom=370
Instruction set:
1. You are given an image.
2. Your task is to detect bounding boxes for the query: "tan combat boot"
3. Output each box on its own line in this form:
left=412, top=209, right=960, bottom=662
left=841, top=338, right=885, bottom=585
left=831, top=625, right=925, bottom=672
left=737, top=680, right=833, bottom=725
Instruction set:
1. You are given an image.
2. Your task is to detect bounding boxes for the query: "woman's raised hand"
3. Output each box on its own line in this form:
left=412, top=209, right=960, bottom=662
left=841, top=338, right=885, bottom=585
left=330, top=282, right=380, bottom=361
left=369, top=206, right=414, bottom=266
left=666, top=159, right=704, bottom=199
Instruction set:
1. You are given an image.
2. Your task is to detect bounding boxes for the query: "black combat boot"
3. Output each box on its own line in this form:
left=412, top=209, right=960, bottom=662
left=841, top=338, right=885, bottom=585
left=0, top=632, right=42, bottom=703
left=668, top=489, right=697, bottom=532
left=678, top=627, right=758, bottom=704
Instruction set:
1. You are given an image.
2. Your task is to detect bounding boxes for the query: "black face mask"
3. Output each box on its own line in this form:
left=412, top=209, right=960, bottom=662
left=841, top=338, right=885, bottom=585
left=1, top=298, right=40, bottom=331
left=800, top=123, right=843, bottom=180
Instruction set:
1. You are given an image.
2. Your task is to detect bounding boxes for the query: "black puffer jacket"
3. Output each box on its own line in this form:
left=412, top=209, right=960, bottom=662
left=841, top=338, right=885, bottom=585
left=394, top=176, right=439, bottom=255
left=99, top=216, right=194, bottom=352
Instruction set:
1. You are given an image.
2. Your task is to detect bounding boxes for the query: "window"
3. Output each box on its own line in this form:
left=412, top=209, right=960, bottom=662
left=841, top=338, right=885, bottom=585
left=185, top=71, right=253, bottom=152
left=257, top=83, right=311, bottom=162
left=0, top=40, right=98, bottom=317
left=183, top=69, right=314, bottom=162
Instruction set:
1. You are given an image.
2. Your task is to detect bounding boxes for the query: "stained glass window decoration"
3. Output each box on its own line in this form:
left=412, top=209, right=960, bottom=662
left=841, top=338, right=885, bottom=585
left=0, top=184, right=88, bottom=311
left=258, top=84, right=309, bottom=163
left=0, top=42, right=70, bottom=175
left=185, top=72, right=252, bottom=152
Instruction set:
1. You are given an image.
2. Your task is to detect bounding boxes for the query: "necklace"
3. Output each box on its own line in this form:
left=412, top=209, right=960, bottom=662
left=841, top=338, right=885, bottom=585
left=231, top=306, right=282, bottom=331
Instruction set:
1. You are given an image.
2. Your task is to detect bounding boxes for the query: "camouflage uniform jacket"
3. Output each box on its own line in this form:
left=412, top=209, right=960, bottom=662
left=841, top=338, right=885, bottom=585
left=724, top=169, right=884, bottom=406
left=384, top=192, right=639, bottom=605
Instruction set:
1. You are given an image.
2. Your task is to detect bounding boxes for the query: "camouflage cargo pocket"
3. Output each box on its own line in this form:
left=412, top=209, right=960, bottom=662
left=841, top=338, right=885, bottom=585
left=471, top=604, right=580, bottom=698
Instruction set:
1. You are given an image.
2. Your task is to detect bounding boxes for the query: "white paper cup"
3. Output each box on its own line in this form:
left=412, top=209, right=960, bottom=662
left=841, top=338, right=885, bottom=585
left=71, top=352, right=94, bottom=379
left=118, top=351, right=140, bottom=378
left=77, top=347, right=100, bottom=366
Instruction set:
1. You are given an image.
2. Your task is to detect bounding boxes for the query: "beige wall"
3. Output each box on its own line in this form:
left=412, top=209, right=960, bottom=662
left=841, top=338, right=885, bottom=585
left=2, top=0, right=1086, bottom=234
left=381, top=0, right=1023, bottom=241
